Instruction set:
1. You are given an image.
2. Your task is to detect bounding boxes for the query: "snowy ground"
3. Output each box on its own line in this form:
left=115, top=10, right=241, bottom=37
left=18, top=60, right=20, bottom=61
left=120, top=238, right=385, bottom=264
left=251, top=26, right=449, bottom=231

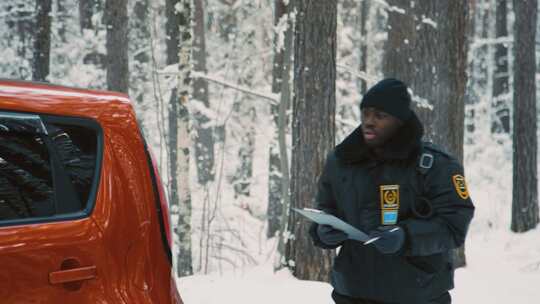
left=178, top=226, right=540, bottom=304
left=178, top=265, right=333, bottom=304
left=453, top=227, right=540, bottom=303
left=176, top=135, right=540, bottom=304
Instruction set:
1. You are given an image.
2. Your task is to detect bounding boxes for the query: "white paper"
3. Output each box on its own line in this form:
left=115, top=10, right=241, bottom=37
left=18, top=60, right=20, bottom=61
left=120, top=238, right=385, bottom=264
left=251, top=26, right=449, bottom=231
left=293, top=208, right=375, bottom=242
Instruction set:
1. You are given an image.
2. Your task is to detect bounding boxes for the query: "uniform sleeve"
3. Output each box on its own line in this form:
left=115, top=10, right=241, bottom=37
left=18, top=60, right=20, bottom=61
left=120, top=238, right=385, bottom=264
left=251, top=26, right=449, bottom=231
left=309, top=152, right=341, bottom=249
left=399, top=157, right=475, bottom=256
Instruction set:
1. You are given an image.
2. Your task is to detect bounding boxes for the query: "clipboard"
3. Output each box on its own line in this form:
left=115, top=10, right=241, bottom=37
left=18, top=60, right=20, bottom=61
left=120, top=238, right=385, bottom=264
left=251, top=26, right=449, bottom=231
left=293, top=208, right=378, bottom=243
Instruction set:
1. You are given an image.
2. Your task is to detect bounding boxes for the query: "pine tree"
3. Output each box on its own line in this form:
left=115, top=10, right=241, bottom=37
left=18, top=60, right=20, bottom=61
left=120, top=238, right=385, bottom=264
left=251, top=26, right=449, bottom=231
left=130, top=0, right=151, bottom=132
left=104, top=0, right=128, bottom=93
left=32, top=0, right=52, bottom=82
left=491, top=0, right=510, bottom=133
left=384, top=0, right=469, bottom=267
left=285, top=0, right=337, bottom=281
left=511, top=0, right=538, bottom=232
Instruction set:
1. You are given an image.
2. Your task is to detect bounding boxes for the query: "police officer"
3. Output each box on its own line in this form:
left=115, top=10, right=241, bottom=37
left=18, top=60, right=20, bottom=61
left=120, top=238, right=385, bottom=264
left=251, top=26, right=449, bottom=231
left=309, top=78, right=475, bottom=304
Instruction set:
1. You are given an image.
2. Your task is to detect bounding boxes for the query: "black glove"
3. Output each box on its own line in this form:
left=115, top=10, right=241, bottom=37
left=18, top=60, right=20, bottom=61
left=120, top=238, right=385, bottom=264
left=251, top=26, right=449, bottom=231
left=368, top=225, right=406, bottom=254
left=317, top=224, right=348, bottom=246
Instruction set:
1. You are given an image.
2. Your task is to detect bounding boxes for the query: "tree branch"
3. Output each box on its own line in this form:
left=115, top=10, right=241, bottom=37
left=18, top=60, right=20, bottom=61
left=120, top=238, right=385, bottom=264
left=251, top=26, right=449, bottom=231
left=192, top=71, right=279, bottom=104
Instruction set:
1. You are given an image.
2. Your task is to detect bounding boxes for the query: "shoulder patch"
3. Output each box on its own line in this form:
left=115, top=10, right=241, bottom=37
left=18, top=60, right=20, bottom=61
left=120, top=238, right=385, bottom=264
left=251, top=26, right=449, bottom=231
left=452, top=174, right=469, bottom=199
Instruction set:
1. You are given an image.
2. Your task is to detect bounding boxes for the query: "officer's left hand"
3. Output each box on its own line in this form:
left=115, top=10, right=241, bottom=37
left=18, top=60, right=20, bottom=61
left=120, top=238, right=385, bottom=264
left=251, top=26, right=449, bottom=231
left=368, top=225, right=406, bottom=255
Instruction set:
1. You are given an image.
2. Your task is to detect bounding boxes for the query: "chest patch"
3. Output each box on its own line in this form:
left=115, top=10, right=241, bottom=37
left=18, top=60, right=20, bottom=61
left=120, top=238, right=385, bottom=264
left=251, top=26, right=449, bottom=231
left=452, top=174, right=469, bottom=199
left=380, top=185, right=400, bottom=225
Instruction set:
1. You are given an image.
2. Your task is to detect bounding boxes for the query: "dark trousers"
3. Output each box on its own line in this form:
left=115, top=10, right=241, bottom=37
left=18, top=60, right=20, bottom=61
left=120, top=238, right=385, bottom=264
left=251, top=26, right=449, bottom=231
left=331, top=290, right=451, bottom=304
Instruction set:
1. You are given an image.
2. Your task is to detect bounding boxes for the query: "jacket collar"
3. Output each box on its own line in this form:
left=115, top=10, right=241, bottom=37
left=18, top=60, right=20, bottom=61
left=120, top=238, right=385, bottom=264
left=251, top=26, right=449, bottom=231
left=335, top=112, right=424, bottom=164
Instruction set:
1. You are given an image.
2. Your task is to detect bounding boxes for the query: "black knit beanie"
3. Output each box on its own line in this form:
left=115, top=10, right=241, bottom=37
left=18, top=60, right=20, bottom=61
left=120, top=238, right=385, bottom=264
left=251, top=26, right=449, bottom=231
left=360, top=78, right=412, bottom=121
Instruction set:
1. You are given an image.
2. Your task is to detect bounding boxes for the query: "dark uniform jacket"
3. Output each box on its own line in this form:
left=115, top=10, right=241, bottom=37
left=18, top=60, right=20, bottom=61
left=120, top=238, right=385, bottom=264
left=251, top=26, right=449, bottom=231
left=309, top=113, right=475, bottom=304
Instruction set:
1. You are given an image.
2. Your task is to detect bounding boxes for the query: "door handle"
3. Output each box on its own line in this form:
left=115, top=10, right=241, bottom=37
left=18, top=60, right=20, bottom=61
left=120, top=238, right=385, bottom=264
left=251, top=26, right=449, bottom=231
left=49, top=265, right=97, bottom=284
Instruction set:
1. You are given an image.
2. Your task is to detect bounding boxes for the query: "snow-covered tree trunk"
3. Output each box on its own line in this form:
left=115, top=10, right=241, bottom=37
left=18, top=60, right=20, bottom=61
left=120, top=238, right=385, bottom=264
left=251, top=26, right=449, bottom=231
left=166, top=0, right=194, bottom=277
left=56, top=0, right=67, bottom=43
left=477, top=0, right=494, bottom=97
left=491, top=0, right=510, bottom=134
left=129, top=0, right=151, bottom=132
left=171, top=0, right=194, bottom=277
left=79, top=0, right=99, bottom=32
left=166, top=0, right=180, bottom=210
left=104, top=0, right=128, bottom=93
left=464, top=0, right=477, bottom=143
left=32, top=0, right=52, bottom=82
left=285, top=0, right=336, bottom=281
left=466, top=0, right=495, bottom=138
left=231, top=4, right=258, bottom=200
left=267, top=0, right=288, bottom=239
left=384, top=0, right=469, bottom=268
left=6, top=1, right=34, bottom=79
left=274, top=0, right=293, bottom=264
left=193, top=0, right=215, bottom=185
left=233, top=107, right=255, bottom=198
left=358, top=0, right=369, bottom=94
left=78, top=0, right=105, bottom=68
left=511, top=0, right=538, bottom=233
left=166, top=0, right=181, bottom=273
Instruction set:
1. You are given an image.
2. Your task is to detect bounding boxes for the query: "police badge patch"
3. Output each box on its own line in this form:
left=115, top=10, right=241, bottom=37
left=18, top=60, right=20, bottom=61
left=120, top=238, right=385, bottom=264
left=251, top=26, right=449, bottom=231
left=380, top=185, right=400, bottom=225
left=452, top=174, right=469, bottom=199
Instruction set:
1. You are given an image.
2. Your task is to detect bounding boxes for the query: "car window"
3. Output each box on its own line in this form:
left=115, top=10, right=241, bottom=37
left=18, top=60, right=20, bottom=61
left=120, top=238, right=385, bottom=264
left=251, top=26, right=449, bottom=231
left=0, top=111, right=100, bottom=224
left=0, top=115, right=54, bottom=220
left=46, top=123, right=97, bottom=208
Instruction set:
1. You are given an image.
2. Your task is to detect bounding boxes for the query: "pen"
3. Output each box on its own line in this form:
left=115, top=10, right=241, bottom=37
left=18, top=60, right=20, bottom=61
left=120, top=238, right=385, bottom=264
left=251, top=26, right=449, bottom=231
left=363, top=227, right=400, bottom=245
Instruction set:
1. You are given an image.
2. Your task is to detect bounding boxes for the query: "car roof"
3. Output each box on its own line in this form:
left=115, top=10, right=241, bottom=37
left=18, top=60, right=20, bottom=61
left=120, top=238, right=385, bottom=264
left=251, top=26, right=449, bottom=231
left=0, top=78, right=130, bottom=101
left=0, top=79, right=132, bottom=119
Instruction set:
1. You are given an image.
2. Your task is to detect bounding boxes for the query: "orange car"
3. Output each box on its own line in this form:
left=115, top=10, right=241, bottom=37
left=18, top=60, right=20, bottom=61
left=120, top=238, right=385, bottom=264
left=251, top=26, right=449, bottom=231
left=0, top=80, right=183, bottom=303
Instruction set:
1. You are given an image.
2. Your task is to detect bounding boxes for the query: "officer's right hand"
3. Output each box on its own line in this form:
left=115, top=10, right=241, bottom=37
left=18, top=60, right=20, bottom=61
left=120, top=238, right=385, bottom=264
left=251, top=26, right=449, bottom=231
left=317, top=224, right=348, bottom=246
left=368, top=225, right=406, bottom=255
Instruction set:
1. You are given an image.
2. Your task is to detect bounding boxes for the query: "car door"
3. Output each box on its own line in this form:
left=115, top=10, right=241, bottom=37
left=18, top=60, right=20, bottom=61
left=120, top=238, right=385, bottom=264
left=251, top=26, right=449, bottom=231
left=0, top=111, right=124, bottom=303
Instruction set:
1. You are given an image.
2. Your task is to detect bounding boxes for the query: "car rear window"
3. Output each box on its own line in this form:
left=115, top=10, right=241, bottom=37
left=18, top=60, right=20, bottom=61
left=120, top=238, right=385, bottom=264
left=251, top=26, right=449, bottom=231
left=46, top=123, right=97, bottom=207
left=0, top=129, right=55, bottom=219
left=0, top=111, right=101, bottom=223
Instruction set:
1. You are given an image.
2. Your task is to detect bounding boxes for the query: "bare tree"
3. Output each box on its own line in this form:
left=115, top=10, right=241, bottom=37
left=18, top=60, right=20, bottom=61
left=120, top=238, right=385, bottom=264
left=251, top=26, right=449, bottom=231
left=464, top=0, right=477, bottom=141
left=193, top=0, right=215, bottom=185
left=511, top=0, right=538, bottom=233
left=104, top=0, right=128, bottom=93
left=476, top=0, right=494, bottom=96
left=130, top=0, right=151, bottom=131
left=166, top=0, right=194, bottom=277
left=285, top=0, right=337, bottom=281
left=491, top=0, right=510, bottom=133
left=273, top=0, right=294, bottom=266
left=32, top=0, right=52, bottom=82
left=5, top=1, right=33, bottom=79
left=230, top=7, right=258, bottom=201
left=56, top=0, right=67, bottom=43
left=166, top=0, right=180, bottom=213
left=358, top=0, right=369, bottom=93
left=267, top=0, right=292, bottom=239
left=384, top=0, right=469, bottom=267
left=79, top=0, right=100, bottom=32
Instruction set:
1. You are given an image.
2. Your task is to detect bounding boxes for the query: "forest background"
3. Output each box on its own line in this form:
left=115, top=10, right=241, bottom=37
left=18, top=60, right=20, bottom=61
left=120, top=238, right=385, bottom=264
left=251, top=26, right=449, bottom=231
left=1, top=0, right=539, bottom=303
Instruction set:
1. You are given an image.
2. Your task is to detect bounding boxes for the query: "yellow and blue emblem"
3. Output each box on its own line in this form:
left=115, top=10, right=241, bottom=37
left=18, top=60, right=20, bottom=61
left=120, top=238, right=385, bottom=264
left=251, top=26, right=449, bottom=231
left=380, top=185, right=400, bottom=225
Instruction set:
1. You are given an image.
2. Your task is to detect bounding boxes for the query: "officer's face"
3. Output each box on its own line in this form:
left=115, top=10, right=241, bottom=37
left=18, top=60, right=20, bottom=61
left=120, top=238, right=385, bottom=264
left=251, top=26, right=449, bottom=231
left=360, top=107, right=404, bottom=148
